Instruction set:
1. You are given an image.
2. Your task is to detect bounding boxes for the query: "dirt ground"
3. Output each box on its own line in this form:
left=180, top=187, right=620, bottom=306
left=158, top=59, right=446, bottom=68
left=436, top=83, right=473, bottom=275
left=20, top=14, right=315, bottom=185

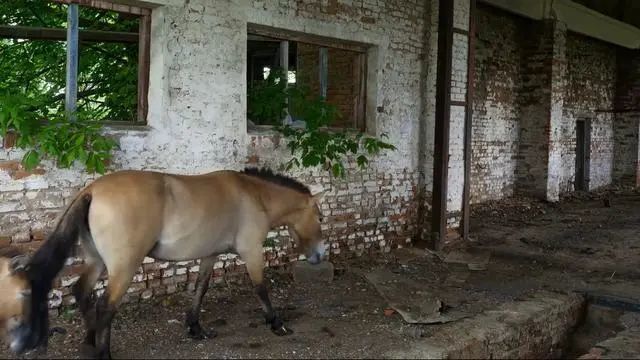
left=2, top=187, right=639, bottom=359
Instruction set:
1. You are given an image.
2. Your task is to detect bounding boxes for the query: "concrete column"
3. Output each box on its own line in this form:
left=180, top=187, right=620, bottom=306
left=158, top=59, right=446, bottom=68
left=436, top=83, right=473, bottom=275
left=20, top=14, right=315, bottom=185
left=517, top=19, right=567, bottom=202
left=546, top=20, right=567, bottom=202
left=613, top=50, right=640, bottom=188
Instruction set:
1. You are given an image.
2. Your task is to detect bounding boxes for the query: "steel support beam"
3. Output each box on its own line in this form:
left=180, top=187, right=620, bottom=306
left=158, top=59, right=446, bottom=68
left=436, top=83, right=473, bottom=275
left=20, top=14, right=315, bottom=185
left=431, top=0, right=455, bottom=250
left=319, top=47, right=329, bottom=99
left=65, top=4, right=79, bottom=118
left=462, top=0, right=477, bottom=240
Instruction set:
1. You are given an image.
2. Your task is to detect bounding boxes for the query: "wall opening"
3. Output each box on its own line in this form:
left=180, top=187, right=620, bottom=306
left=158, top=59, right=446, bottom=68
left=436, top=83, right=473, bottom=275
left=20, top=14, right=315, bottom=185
left=246, top=24, right=369, bottom=132
left=575, top=118, right=592, bottom=191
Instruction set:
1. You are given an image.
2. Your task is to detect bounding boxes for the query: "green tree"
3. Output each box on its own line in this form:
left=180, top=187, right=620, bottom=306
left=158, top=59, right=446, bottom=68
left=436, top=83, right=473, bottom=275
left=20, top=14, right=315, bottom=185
left=0, top=0, right=131, bottom=172
left=0, top=0, right=139, bottom=121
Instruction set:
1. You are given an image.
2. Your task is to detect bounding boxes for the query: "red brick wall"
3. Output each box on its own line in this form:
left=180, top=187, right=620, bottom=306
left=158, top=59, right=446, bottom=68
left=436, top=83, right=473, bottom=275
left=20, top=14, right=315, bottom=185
left=471, top=5, right=530, bottom=203
left=296, top=43, right=359, bottom=128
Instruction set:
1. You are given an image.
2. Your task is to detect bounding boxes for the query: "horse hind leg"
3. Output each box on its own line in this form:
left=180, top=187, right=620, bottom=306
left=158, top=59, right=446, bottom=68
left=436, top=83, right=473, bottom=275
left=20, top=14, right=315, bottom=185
left=94, top=267, right=138, bottom=360
left=185, top=256, right=216, bottom=340
left=72, top=258, right=105, bottom=349
left=72, top=238, right=105, bottom=350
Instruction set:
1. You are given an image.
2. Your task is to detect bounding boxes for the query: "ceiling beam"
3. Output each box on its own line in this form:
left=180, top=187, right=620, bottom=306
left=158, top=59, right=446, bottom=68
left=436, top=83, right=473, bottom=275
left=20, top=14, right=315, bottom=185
left=480, top=0, right=640, bottom=49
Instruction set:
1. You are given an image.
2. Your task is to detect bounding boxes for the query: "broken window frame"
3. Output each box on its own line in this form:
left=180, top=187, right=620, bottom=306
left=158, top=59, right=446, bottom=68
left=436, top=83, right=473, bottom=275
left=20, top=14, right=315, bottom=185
left=0, top=0, right=151, bottom=125
left=247, top=23, right=369, bottom=132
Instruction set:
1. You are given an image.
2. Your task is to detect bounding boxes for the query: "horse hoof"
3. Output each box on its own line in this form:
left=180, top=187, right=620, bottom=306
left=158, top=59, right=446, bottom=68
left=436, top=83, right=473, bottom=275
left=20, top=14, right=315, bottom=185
left=188, top=326, right=217, bottom=340
left=79, top=344, right=97, bottom=359
left=271, top=325, right=293, bottom=336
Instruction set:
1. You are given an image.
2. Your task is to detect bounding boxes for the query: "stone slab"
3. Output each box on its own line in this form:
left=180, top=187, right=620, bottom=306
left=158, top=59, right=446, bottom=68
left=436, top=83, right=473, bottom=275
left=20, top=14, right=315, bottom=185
left=292, top=260, right=334, bottom=283
left=364, top=268, right=469, bottom=324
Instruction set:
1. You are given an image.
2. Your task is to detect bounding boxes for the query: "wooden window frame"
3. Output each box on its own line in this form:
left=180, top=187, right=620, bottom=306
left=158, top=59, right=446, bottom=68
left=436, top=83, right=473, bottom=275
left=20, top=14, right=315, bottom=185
left=0, top=0, right=151, bottom=124
left=247, top=23, right=369, bottom=132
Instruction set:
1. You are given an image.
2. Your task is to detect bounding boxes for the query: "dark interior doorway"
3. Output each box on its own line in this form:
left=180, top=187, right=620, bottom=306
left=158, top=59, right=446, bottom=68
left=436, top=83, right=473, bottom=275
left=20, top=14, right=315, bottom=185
left=575, top=119, right=591, bottom=191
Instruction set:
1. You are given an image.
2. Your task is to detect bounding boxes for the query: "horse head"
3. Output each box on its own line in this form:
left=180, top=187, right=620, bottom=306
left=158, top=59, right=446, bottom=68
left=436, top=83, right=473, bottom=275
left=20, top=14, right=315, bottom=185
left=287, top=191, right=327, bottom=265
left=0, top=251, right=34, bottom=354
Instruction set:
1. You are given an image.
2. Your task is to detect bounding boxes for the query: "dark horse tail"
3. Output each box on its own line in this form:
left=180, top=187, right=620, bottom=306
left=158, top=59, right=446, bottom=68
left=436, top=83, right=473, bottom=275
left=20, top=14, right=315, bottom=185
left=25, top=192, right=93, bottom=350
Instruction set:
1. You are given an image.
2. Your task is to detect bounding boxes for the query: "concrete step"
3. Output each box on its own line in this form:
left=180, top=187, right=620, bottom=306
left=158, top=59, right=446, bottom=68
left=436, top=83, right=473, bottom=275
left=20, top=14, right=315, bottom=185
left=385, top=291, right=585, bottom=359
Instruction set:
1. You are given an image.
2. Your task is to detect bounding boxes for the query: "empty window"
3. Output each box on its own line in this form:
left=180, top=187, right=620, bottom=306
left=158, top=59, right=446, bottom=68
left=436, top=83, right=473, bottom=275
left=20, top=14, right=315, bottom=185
left=247, top=24, right=368, bottom=131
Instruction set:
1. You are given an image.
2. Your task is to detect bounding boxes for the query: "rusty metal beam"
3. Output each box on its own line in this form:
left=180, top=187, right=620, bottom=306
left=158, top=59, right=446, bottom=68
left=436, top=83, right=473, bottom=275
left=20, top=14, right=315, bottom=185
left=462, top=0, right=477, bottom=240
left=51, top=0, right=151, bottom=16
left=136, top=14, right=150, bottom=124
left=247, top=23, right=370, bottom=53
left=431, top=0, right=455, bottom=250
left=0, top=25, right=139, bottom=43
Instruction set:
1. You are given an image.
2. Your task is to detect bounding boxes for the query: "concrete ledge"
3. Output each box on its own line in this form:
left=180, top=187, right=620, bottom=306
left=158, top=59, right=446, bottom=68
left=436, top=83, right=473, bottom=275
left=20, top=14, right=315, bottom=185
left=386, top=291, right=586, bottom=359
left=578, top=328, right=640, bottom=359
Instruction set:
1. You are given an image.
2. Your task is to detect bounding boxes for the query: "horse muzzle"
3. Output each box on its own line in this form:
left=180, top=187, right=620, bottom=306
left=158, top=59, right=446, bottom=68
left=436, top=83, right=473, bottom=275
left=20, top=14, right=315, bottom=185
left=8, top=323, right=31, bottom=354
left=307, top=241, right=326, bottom=265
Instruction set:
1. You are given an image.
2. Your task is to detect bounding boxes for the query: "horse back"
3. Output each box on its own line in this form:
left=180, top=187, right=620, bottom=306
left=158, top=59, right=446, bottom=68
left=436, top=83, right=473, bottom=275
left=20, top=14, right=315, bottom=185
left=85, top=170, right=260, bottom=262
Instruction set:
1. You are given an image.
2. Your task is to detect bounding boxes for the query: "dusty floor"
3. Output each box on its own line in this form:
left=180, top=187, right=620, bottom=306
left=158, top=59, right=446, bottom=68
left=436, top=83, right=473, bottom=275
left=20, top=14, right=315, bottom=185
left=1, top=187, right=639, bottom=359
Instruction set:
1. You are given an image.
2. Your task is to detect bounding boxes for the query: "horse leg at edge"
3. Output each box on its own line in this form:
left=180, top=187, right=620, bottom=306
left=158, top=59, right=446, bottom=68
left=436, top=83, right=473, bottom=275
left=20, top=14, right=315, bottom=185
left=94, top=269, right=135, bottom=359
left=185, top=256, right=216, bottom=339
left=242, top=249, right=292, bottom=336
left=72, top=260, right=104, bottom=350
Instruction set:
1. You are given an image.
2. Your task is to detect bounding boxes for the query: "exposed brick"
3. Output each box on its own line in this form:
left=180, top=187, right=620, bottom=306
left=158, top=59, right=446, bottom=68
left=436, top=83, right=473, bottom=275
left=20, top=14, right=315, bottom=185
left=12, top=168, right=46, bottom=180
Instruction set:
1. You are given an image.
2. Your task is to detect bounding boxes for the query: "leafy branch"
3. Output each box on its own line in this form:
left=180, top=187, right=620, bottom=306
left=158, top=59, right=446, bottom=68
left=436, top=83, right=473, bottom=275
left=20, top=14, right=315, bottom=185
left=0, top=91, right=117, bottom=174
left=247, top=68, right=396, bottom=178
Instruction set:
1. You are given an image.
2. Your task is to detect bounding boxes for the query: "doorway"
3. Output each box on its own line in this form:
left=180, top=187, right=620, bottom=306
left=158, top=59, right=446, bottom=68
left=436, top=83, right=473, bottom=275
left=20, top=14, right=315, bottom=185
left=575, top=119, right=591, bottom=191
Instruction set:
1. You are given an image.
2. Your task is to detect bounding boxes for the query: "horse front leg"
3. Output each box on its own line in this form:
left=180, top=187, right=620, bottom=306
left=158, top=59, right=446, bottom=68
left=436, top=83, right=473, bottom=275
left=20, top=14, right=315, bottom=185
left=185, top=256, right=216, bottom=339
left=243, top=250, right=292, bottom=336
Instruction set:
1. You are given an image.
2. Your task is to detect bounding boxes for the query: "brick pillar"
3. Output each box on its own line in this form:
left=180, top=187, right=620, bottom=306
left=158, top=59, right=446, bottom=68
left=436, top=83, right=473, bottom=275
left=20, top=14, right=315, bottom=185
left=517, top=19, right=566, bottom=202
left=614, top=49, right=640, bottom=188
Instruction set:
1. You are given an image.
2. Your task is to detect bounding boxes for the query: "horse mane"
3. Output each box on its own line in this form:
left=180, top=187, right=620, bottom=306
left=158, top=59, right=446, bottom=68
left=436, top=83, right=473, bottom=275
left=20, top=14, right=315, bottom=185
left=241, top=167, right=311, bottom=195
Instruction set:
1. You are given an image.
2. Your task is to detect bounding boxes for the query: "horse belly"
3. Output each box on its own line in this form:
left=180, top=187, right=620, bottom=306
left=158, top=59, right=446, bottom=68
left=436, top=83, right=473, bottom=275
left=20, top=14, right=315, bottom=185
left=149, top=228, right=235, bottom=261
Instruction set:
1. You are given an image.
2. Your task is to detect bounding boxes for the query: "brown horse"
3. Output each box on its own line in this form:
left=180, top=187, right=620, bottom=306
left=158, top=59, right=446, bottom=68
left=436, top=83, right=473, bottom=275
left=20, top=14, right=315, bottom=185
left=0, top=167, right=326, bottom=359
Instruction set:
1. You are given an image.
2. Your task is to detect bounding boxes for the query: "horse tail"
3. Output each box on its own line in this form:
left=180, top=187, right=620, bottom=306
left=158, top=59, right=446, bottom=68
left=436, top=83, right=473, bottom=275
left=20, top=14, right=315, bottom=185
left=26, top=190, right=93, bottom=349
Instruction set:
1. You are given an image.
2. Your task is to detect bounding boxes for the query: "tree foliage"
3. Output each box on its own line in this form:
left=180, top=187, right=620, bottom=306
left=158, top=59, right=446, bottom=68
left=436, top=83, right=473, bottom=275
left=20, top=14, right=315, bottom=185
left=0, top=0, right=139, bottom=122
left=0, top=0, right=131, bottom=172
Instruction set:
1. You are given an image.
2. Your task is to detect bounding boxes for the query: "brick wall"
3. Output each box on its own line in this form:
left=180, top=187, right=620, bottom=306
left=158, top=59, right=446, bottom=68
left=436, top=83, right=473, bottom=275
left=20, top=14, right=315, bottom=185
left=515, top=20, right=556, bottom=199
left=471, top=5, right=528, bottom=203
left=296, top=43, right=359, bottom=128
left=0, top=0, right=430, bottom=309
left=473, top=9, right=625, bottom=201
left=614, top=50, right=640, bottom=187
left=561, top=33, right=617, bottom=192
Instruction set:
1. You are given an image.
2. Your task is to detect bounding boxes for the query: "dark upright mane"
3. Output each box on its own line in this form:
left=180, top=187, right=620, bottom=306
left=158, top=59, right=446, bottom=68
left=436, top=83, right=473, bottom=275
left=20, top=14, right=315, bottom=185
left=241, top=167, right=311, bottom=195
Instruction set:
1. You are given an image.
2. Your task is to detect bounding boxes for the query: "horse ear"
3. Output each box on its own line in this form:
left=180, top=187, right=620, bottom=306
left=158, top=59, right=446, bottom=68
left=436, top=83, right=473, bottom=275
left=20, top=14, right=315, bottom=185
left=10, top=255, right=30, bottom=274
left=311, top=191, right=326, bottom=204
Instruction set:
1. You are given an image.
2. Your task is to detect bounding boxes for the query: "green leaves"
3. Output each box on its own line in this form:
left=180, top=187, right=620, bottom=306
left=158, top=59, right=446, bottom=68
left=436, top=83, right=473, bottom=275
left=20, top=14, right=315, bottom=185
left=22, top=150, right=40, bottom=171
left=1, top=2, right=139, bottom=123
left=247, top=68, right=289, bottom=126
left=1, top=92, right=116, bottom=174
left=249, top=67, right=397, bottom=178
